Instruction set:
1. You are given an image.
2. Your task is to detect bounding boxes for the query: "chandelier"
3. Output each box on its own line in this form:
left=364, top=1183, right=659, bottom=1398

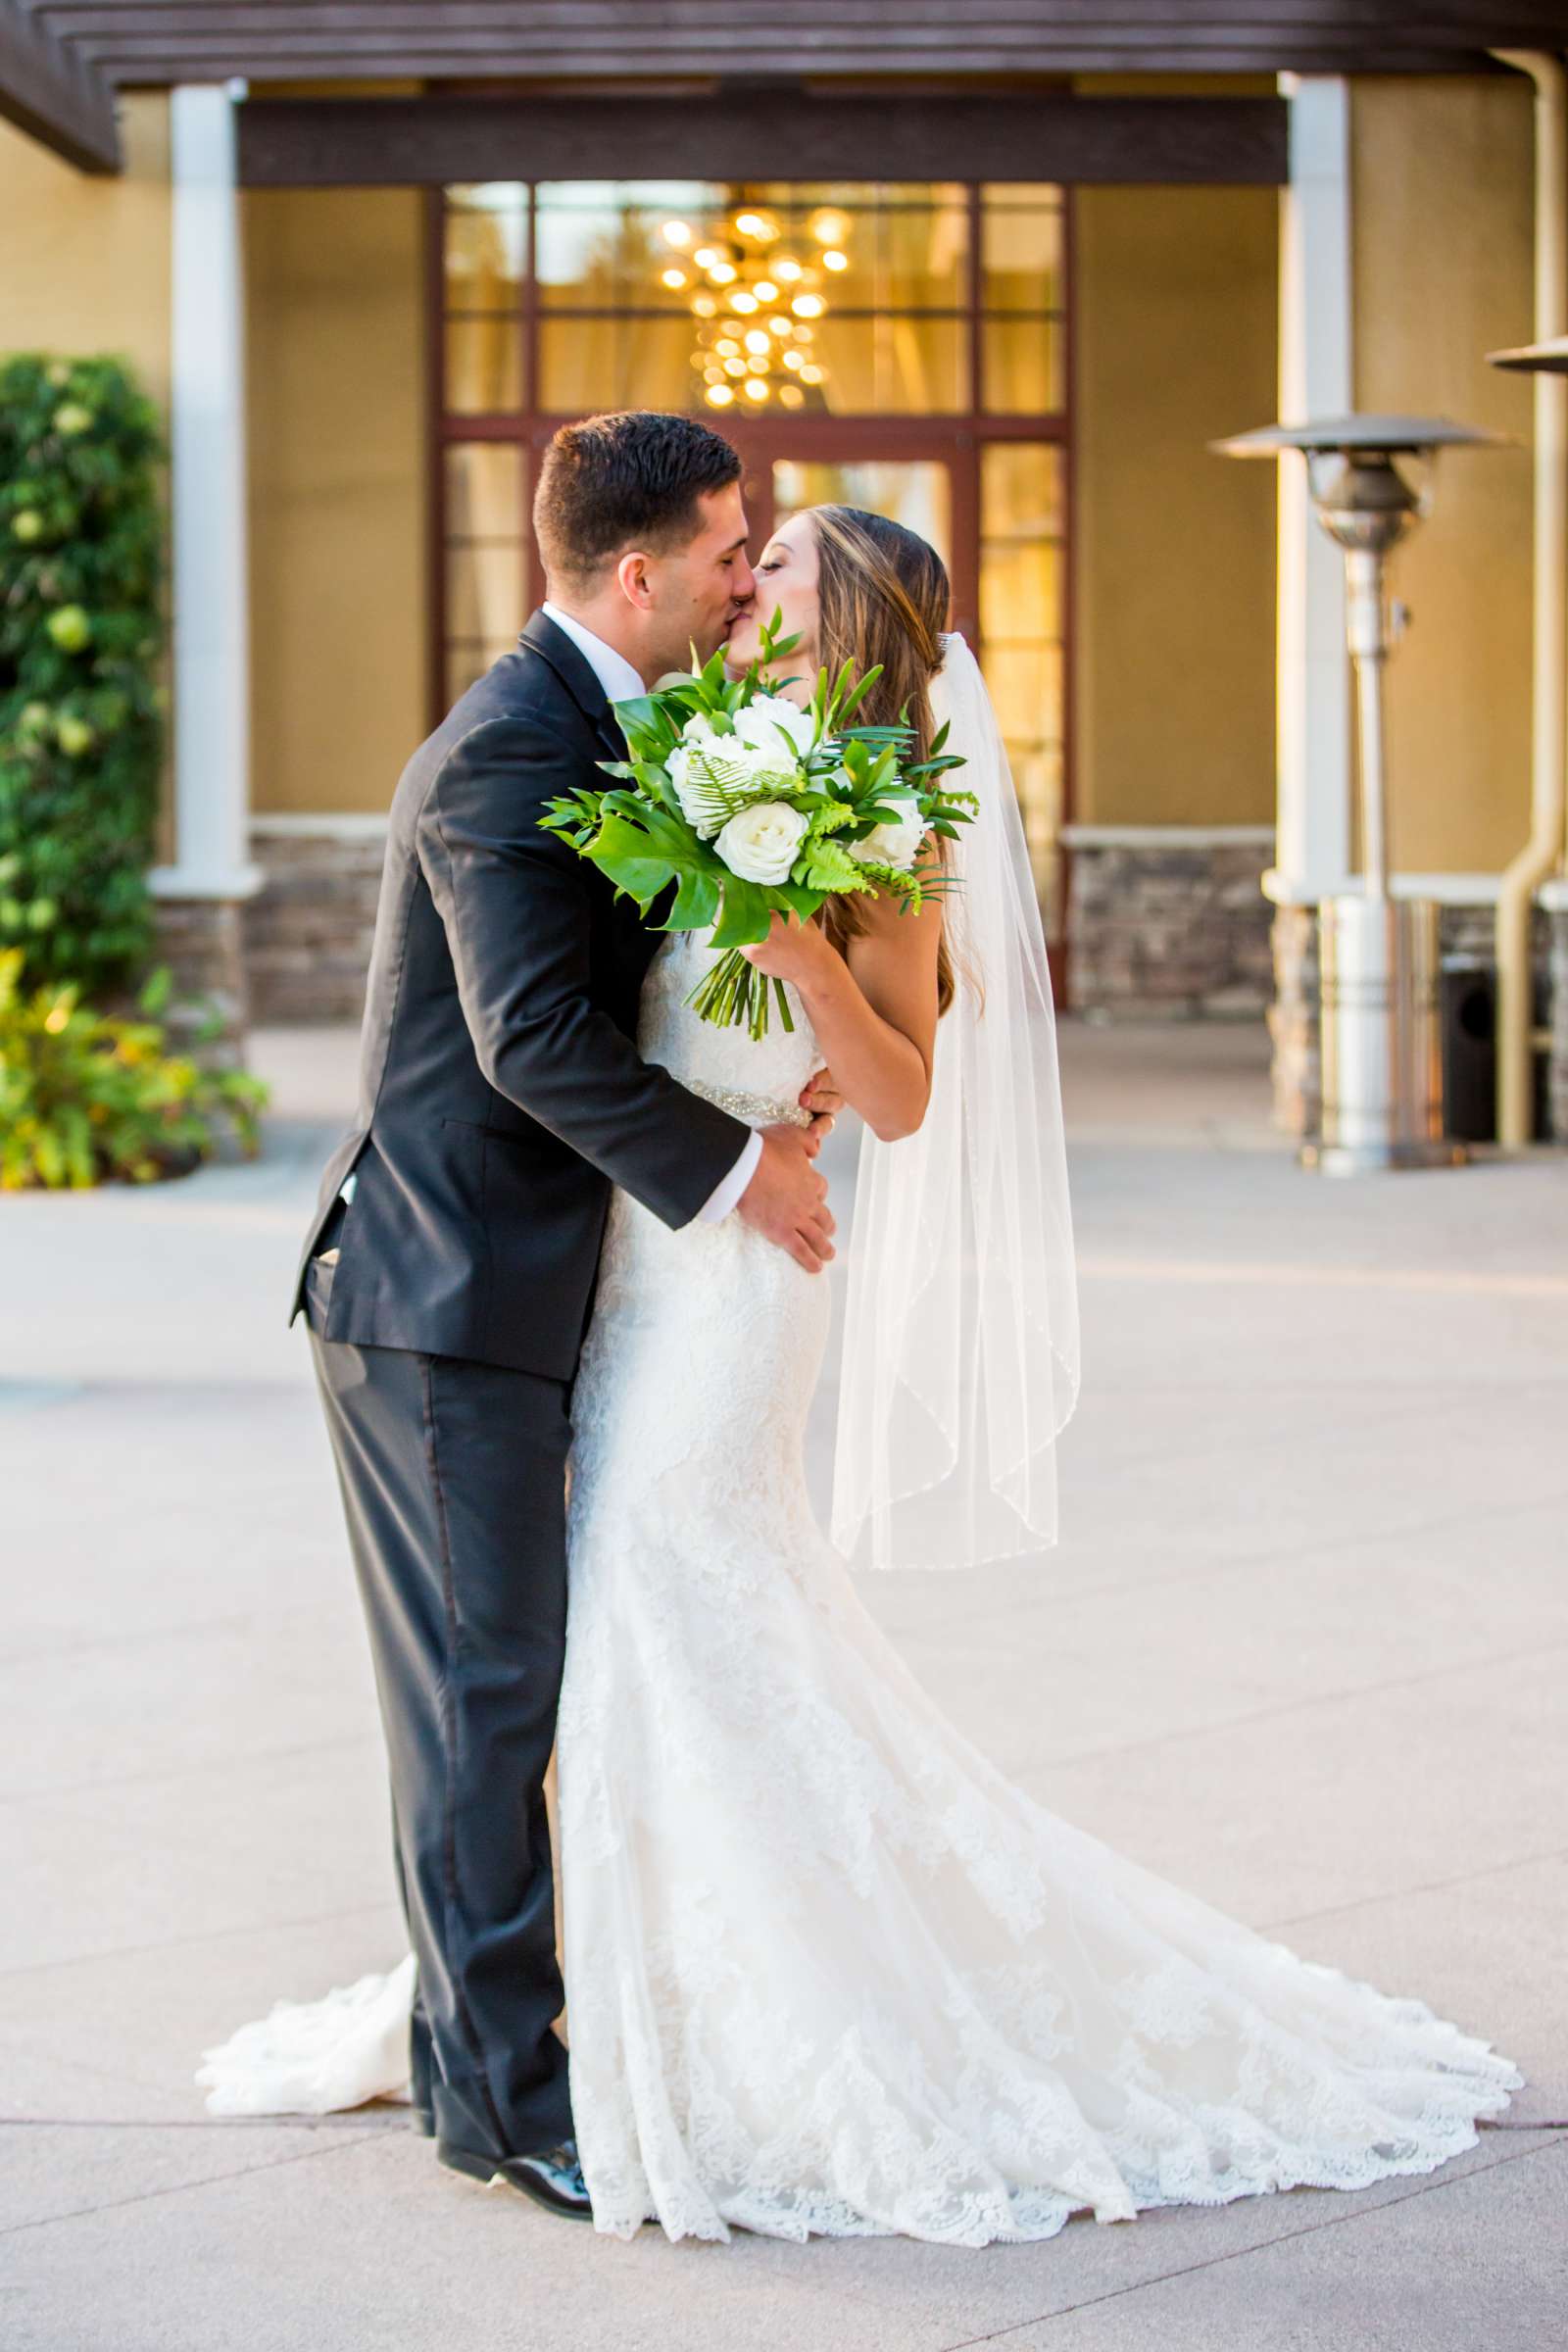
left=655, top=195, right=853, bottom=412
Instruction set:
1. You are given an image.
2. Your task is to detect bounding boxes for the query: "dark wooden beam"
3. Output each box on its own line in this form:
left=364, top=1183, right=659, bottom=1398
left=238, top=89, right=1290, bottom=187
left=0, top=0, right=119, bottom=169
left=30, top=1, right=1563, bottom=84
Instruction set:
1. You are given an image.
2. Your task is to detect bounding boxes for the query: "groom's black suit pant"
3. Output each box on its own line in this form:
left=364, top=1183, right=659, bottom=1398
left=304, top=1242, right=574, bottom=2157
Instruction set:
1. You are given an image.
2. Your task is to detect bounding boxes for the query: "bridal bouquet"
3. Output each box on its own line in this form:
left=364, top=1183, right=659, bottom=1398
left=540, top=614, right=976, bottom=1037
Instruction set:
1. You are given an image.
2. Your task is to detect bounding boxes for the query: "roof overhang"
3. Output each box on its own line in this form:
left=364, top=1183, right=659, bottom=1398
left=0, top=0, right=119, bottom=171
left=6, top=6, right=1564, bottom=178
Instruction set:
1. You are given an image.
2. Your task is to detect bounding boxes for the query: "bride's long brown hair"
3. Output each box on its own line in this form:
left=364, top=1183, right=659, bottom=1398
left=807, top=505, right=957, bottom=1017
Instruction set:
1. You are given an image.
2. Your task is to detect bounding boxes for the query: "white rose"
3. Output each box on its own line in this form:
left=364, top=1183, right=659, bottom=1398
left=730, top=694, right=814, bottom=763
left=849, top=794, right=926, bottom=872
left=714, top=800, right=810, bottom=887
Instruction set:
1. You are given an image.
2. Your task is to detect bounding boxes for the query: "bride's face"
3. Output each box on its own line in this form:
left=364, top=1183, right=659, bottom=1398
left=723, top=511, right=819, bottom=693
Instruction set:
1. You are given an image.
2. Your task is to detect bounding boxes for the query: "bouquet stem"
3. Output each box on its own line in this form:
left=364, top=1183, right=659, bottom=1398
left=685, top=948, right=796, bottom=1038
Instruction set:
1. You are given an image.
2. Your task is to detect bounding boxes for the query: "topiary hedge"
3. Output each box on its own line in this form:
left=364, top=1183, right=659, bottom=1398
left=0, top=353, right=167, bottom=996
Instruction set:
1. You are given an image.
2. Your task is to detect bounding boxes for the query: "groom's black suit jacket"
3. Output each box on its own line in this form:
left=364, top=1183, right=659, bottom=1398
left=291, top=609, right=750, bottom=1380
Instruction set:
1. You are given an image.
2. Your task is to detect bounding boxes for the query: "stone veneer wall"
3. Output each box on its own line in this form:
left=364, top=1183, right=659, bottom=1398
left=150, top=896, right=251, bottom=1069
left=244, top=824, right=388, bottom=1024
left=1064, top=829, right=1276, bottom=1020
left=1269, top=898, right=1556, bottom=1140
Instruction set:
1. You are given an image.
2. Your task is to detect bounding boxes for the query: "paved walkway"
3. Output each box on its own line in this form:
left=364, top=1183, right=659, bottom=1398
left=3, top=1020, right=1564, bottom=2350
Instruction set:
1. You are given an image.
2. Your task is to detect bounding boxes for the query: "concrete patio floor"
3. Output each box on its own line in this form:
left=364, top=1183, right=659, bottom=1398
left=2, top=1017, right=1565, bottom=2350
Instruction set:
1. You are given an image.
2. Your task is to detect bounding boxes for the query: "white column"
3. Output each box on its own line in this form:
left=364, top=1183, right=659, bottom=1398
left=1269, top=73, right=1353, bottom=904
left=151, top=80, right=260, bottom=906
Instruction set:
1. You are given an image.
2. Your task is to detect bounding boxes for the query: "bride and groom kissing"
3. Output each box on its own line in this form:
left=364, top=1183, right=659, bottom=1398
left=200, top=408, right=1520, bottom=2245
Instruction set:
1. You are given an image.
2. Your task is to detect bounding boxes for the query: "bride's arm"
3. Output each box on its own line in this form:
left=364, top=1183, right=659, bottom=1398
left=740, top=891, right=942, bottom=1143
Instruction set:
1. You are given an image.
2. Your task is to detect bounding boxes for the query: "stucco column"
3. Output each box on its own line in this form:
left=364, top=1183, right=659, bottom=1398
left=150, top=81, right=258, bottom=1043
left=1266, top=74, right=1354, bottom=1133
left=1273, top=73, right=1353, bottom=898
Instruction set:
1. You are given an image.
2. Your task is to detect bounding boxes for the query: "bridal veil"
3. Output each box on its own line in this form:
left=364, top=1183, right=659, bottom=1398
left=831, top=630, right=1081, bottom=1572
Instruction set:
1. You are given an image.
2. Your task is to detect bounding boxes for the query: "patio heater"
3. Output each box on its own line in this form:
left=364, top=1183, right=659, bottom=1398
left=1210, top=416, right=1505, bottom=1175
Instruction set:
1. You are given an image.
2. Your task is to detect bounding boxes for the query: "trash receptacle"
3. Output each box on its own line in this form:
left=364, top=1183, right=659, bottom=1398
left=1439, top=956, right=1550, bottom=1142
left=1440, top=957, right=1495, bottom=1141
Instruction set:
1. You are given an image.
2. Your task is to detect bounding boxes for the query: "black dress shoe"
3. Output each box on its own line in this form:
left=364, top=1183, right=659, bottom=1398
left=436, top=2134, right=593, bottom=2222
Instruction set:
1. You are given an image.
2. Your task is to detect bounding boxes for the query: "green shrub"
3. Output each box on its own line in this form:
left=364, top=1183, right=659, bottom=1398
left=0, top=951, right=266, bottom=1190
left=0, top=354, right=167, bottom=995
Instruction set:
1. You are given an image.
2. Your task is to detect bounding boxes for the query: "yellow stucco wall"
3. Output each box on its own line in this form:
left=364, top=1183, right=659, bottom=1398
left=0, top=93, right=172, bottom=407
left=1351, top=74, right=1537, bottom=875
left=1071, top=181, right=1280, bottom=827
left=244, top=188, right=427, bottom=815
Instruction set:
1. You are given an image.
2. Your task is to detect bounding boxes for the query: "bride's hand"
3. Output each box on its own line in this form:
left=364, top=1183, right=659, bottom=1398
left=739, top=910, right=833, bottom=990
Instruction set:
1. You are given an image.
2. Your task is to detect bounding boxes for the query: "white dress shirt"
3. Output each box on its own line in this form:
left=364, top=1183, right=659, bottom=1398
left=536, top=607, right=761, bottom=1223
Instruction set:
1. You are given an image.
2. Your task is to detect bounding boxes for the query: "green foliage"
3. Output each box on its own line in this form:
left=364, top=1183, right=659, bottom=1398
left=0, top=354, right=167, bottom=994
left=0, top=950, right=267, bottom=1190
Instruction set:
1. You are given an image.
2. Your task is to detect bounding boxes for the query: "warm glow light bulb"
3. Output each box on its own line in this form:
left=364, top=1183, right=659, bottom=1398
left=743, top=328, right=770, bottom=355
left=754, top=280, right=778, bottom=303
left=705, top=382, right=735, bottom=407
left=801, top=363, right=824, bottom=385
left=734, top=210, right=778, bottom=242
left=782, top=348, right=804, bottom=370
left=662, top=220, right=692, bottom=247
left=773, top=256, right=803, bottom=283
left=822, top=250, right=849, bottom=272
left=780, top=382, right=805, bottom=409
left=661, top=267, right=689, bottom=290
left=723, top=357, right=748, bottom=377
left=809, top=208, right=852, bottom=247
left=708, top=260, right=737, bottom=284
left=693, top=246, right=719, bottom=269
left=790, top=292, right=825, bottom=318
left=692, top=293, right=718, bottom=318
left=743, top=377, right=770, bottom=402
left=728, top=290, right=758, bottom=315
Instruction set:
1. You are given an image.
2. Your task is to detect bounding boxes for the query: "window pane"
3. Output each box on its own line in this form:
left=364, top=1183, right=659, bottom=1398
left=983, top=182, right=1064, bottom=207
left=536, top=182, right=968, bottom=320
left=445, top=200, right=525, bottom=313
left=446, top=642, right=517, bottom=708
left=445, top=317, right=523, bottom=415
left=981, top=536, right=1061, bottom=643
left=448, top=182, right=527, bottom=212
left=446, top=543, right=523, bottom=645
left=789, top=315, right=967, bottom=415
left=536, top=181, right=725, bottom=309
left=773, top=461, right=953, bottom=572
left=982, top=317, right=1063, bottom=415
left=981, top=439, right=1064, bottom=539
left=742, top=184, right=968, bottom=313
left=982, top=203, right=1063, bottom=312
left=445, top=444, right=523, bottom=543
left=982, top=443, right=1066, bottom=930
left=538, top=317, right=701, bottom=413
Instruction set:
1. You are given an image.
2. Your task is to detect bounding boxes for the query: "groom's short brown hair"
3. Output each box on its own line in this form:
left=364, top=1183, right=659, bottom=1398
left=533, top=410, right=743, bottom=592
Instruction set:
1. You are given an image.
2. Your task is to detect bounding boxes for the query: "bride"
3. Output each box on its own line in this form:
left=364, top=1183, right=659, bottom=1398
left=200, top=502, right=1521, bottom=2245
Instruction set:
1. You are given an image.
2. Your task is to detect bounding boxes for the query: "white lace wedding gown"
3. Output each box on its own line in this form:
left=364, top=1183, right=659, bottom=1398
left=201, top=928, right=1522, bottom=2244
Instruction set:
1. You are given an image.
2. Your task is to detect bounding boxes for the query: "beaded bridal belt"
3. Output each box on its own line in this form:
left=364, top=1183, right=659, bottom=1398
left=686, top=1077, right=812, bottom=1130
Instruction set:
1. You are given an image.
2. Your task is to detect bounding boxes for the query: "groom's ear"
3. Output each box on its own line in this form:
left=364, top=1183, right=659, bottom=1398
left=614, top=549, right=656, bottom=612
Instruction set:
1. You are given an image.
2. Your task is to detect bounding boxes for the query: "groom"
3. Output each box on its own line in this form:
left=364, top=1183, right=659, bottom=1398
left=290, top=412, right=836, bottom=2218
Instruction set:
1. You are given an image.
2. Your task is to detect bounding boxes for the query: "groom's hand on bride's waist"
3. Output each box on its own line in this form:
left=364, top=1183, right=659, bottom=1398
left=736, top=1122, right=836, bottom=1274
